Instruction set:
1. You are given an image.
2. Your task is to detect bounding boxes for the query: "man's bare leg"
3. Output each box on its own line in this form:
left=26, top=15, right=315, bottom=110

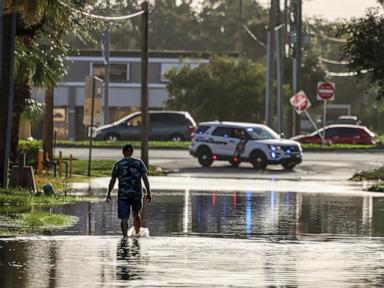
left=121, top=219, right=128, bottom=238
left=133, top=214, right=141, bottom=234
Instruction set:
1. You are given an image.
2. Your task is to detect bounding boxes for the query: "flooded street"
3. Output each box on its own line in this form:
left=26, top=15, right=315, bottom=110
left=2, top=189, right=384, bottom=287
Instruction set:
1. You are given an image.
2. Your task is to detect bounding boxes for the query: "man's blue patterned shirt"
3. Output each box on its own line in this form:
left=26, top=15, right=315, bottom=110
left=111, top=157, right=148, bottom=199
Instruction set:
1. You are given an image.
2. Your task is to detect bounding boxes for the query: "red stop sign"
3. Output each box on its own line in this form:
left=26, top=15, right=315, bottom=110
left=317, top=82, right=335, bottom=101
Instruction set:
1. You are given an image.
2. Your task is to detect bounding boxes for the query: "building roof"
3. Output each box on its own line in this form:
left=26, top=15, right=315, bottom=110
left=71, top=49, right=238, bottom=59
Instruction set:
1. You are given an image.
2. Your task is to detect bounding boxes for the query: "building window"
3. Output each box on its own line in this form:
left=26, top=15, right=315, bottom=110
left=160, top=62, right=199, bottom=82
left=92, top=63, right=129, bottom=82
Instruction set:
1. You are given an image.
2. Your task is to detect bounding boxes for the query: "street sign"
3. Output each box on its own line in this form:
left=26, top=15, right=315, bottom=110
left=83, top=75, right=103, bottom=126
left=316, top=82, right=335, bottom=101
left=290, top=91, right=311, bottom=114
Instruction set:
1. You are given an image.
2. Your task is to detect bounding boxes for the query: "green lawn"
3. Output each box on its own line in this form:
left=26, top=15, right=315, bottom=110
left=350, top=166, right=384, bottom=192
left=57, top=140, right=190, bottom=149
left=71, top=160, right=166, bottom=177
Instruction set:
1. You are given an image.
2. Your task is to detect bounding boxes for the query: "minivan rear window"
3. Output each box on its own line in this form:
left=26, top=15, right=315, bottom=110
left=195, top=125, right=211, bottom=135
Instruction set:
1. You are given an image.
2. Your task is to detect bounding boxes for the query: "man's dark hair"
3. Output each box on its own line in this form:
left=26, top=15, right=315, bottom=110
left=122, top=144, right=134, bottom=153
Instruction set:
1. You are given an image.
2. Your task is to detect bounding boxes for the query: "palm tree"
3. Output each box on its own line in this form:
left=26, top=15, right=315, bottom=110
left=0, top=1, right=100, bottom=187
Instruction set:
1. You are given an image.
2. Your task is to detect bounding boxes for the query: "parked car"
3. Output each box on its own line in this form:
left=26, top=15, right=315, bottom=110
left=94, top=111, right=196, bottom=141
left=335, top=115, right=361, bottom=125
left=291, top=124, right=376, bottom=145
left=189, top=121, right=303, bottom=169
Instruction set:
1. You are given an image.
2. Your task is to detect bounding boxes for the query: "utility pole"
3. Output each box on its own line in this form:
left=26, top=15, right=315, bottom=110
left=291, top=0, right=302, bottom=136
left=103, top=25, right=110, bottom=125
left=43, top=87, right=54, bottom=161
left=103, top=0, right=111, bottom=125
left=141, top=1, right=149, bottom=168
left=0, top=11, right=16, bottom=188
left=275, top=0, right=284, bottom=134
left=275, top=24, right=283, bottom=134
left=265, top=0, right=277, bottom=127
left=236, top=0, right=244, bottom=56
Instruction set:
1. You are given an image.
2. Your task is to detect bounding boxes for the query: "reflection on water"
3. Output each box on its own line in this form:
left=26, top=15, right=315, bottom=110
left=2, top=190, right=384, bottom=287
left=44, top=190, right=384, bottom=238
left=1, top=236, right=384, bottom=287
left=117, top=238, right=142, bottom=281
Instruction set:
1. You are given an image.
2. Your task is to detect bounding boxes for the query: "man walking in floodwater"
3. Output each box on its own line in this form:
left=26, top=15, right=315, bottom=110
left=106, top=144, right=152, bottom=238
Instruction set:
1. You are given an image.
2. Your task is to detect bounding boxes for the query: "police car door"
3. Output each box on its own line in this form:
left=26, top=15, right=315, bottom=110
left=210, top=126, right=239, bottom=156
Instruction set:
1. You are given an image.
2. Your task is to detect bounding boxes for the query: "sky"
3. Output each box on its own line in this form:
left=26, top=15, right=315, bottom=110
left=259, top=0, right=380, bottom=21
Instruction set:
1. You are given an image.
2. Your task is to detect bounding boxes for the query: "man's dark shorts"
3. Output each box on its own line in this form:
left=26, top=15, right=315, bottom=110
left=118, top=195, right=143, bottom=219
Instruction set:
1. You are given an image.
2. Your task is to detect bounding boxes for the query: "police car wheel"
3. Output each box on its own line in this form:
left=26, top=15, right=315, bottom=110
left=282, top=162, right=296, bottom=170
left=250, top=151, right=267, bottom=169
left=229, top=159, right=240, bottom=167
left=197, top=147, right=213, bottom=167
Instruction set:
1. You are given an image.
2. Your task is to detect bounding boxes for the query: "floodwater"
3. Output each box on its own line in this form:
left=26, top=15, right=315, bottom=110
left=2, top=190, right=384, bottom=287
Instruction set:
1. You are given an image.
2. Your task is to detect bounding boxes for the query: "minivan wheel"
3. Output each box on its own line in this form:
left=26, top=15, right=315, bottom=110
left=169, top=133, right=185, bottom=142
left=197, top=147, right=213, bottom=167
left=250, top=151, right=267, bottom=169
left=104, top=133, right=120, bottom=142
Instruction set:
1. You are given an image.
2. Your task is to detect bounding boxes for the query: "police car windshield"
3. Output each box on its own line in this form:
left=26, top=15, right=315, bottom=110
left=245, top=126, right=279, bottom=140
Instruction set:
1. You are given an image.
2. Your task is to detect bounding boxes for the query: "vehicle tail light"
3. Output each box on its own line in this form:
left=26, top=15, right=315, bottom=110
left=212, top=155, right=218, bottom=160
left=188, top=125, right=196, bottom=135
left=233, top=156, right=239, bottom=162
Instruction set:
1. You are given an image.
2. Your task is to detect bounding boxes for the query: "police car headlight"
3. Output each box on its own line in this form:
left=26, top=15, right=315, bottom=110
left=269, top=145, right=282, bottom=151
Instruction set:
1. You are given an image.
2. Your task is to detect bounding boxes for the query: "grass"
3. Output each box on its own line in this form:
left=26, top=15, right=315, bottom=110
left=301, top=143, right=376, bottom=150
left=350, top=166, right=384, bottom=181
left=18, top=211, right=77, bottom=229
left=0, top=188, right=89, bottom=237
left=350, top=166, right=384, bottom=192
left=0, top=188, right=80, bottom=207
left=57, top=140, right=190, bottom=149
left=0, top=211, right=77, bottom=236
left=70, top=159, right=167, bottom=177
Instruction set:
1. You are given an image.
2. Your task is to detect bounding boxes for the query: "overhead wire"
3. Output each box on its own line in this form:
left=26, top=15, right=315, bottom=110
left=325, top=69, right=369, bottom=77
left=242, top=24, right=267, bottom=48
left=58, top=0, right=144, bottom=21
left=319, top=56, right=349, bottom=65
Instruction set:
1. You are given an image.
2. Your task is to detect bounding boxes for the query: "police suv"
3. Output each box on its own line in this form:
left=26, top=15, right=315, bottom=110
left=189, top=121, right=303, bottom=169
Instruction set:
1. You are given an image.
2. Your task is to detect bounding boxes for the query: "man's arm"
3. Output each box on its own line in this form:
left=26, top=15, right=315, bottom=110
left=106, top=177, right=116, bottom=203
left=142, top=173, right=152, bottom=203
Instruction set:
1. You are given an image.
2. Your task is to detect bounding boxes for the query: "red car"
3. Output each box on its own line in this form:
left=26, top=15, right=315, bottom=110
left=291, top=124, right=377, bottom=145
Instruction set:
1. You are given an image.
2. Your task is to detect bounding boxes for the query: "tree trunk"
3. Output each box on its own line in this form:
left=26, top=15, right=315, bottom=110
left=10, top=81, right=30, bottom=165
left=0, top=13, right=16, bottom=188
left=43, top=87, right=54, bottom=161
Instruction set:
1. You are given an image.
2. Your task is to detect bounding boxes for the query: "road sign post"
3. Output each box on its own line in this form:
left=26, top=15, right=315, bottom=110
left=84, top=76, right=104, bottom=177
left=290, top=91, right=325, bottom=143
left=317, top=82, right=335, bottom=145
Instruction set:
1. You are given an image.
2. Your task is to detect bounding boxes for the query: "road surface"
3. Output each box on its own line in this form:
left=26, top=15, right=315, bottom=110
left=57, top=147, right=384, bottom=181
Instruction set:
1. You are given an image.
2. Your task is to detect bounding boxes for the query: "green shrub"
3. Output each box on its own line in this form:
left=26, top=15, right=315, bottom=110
left=17, top=140, right=42, bottom=164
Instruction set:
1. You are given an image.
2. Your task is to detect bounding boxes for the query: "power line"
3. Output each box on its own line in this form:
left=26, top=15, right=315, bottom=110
left=315, top=32, right=347, bottom=43
left=242, top=24, right=267, bottom=48
left=325, top=69, right=369, bottom=77
left=59, top=0, right=144, bottom=21
left=319, top=56, right=349, bottom=65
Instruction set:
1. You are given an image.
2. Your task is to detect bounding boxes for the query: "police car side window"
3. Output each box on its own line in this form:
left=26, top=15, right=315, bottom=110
left=212, top=127, right=234, bottom=138
left=195, top=125, right=210, bottom=135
